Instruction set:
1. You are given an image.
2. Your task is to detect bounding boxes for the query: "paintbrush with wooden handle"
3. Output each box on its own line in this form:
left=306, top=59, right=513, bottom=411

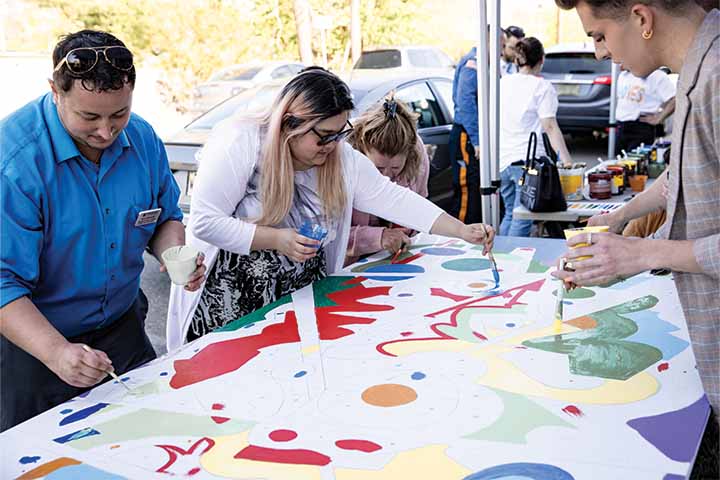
left=82, top=345, right=131, bottom=392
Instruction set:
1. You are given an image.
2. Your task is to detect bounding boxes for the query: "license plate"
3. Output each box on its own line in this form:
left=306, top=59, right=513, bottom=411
left=555, top=83, right=581, bottom=96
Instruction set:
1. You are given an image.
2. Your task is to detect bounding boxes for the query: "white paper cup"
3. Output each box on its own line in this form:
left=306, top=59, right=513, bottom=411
left=161, top=245, right=199, bottom=285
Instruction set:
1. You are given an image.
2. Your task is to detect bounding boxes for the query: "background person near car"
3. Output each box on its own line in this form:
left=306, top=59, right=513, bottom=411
left=0, top=30, right=205, bottom=432
left=345, top=96, right=430, bottom=266
left=166, top=68, right=496, bottom=350
left=501, top=25, right=526, bottom=75
left=616, top=67, right=676, bottom=152
left=498, top=37, right=574, bottom=237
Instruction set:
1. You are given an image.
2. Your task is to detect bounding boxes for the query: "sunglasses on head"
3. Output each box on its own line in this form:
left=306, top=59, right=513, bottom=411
left=505, top=26, right=525, bottom=38
left=53, top=46, right=134, bottom=75
left=311, top=120, right=354, bottom=146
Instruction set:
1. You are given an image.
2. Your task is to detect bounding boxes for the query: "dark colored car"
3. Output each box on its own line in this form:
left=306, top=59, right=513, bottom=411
left=541, top=43, right=612, bottom=136
left=166, top=71, right=456, bottom=214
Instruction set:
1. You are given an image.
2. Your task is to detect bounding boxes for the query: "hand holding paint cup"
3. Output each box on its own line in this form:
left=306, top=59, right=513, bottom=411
left=298, top=220, right=328, bottom=249
left=563, top=226, right=609, bottom=262
left=161, top=245, right=200, bottom=285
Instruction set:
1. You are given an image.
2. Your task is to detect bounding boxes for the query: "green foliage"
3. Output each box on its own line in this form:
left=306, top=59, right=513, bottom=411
left=20, top=0, right=429, bottom=109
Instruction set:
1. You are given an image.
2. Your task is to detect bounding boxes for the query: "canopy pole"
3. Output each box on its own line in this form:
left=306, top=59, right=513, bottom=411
left=608, top=62, right=619, bottom=160
left=476, top=0, right=493, bottom=226
left=489, top=0, right=501, bottom=228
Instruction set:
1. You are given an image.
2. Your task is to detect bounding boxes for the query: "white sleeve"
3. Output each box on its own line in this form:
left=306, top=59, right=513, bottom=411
left=537, top=80, right=559, bottom=119
left=349, top=147, right=443, bottom=233
left=189, top=120, right=258, bottom=255
left=652, top=71, right=676, bottom=103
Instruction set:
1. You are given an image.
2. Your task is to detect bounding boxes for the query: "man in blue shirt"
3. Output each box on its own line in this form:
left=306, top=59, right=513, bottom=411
left=0, top=30, right=206, bottom=431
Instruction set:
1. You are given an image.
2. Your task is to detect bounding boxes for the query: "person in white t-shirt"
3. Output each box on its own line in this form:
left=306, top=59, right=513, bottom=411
left=165, top=67, right=497, bottom=349
left=499, top=37, right=574, bottom=237
left=616, top=68, right=676, bottom=152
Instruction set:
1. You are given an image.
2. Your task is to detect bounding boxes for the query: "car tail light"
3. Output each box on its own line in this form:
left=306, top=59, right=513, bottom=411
left=593, top=75, right=612, bottom=85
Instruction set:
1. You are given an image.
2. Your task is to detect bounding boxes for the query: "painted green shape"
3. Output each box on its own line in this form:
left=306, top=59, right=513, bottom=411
left=464, top=388, right=574, bottom=443
left=527, top=259, right=551, bottom=273
left=441, top=258, right=492, bottom=272
left=552, top=287, right=596, bottom=299
left=127, top=380, right=169, bottom=398
left=312, top=276, right=361, bottom=307
left=217, top=295, right=292, bottom=332
left=67, top=408, right=254, bottom=451
left=490, top=253, right=522, bottom=263
left=350, top=244, right=434, bottom=272
left=522, top=295, right=662, bottom=380
left=437, top=305, right=527, bottom=342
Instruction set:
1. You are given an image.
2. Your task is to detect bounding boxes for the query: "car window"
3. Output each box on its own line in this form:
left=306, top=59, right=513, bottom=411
left=189, top=84, right=282, bottom=129
left=408, top=49, right=443, bottom=68
left=289, top=64, right=304, bottom=74
left=355, top=50, right=402, bottom=69
left=271, top=66, right=293, bottom=79
left=433, top=79, right=454, bottom=117
left=395, top=82, right=444, bottom=129
left=542, top=54, right=611, bottom=74
left=210, top=66, right=262, bottom=81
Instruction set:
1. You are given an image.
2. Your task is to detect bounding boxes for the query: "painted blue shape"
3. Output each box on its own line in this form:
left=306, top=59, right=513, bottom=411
left=120, top=377, right=130, bottom=381
left=294, top=370, right=308, bottom=378
left=357, top=257, right=369, bottom=263
left=159, top=371, right=168, bottom=376
left=493, top=236, right=566, bottom=268
left=77, top=390, right=91, bottom=398
left=60, top=409, right=73, bottom=414
left=59, top=403, right=109, bottom=426
left=365, top=264, right=425, bottom=274
left=54, top=427, right=101, bottom=444
left=624, top=310, right=690, bottom=360
left=663, top=475, right=685, bottom=480
left=19, top=456, right=41, bottom=464
left=505, top=323, right=516, bottom=328
left=243, top=323, right=256, bottom=329
left=411, top=372, right=426, bottom=380
left=398, top=293, right=413, bottom=297
left=46, top=464, right=126, bottom=480
left=420, top=247, right=465, bottom=256
left=563, top=300, right=574, bottom=305
left=464, top=462, right=575, bottom=480
left=603, top=274, right=650, bottom=290
left=365, top=276, right=413, bottom=282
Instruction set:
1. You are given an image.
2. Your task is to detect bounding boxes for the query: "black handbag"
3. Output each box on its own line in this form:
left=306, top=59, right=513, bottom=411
left=519, top=132, right=567, bottom=212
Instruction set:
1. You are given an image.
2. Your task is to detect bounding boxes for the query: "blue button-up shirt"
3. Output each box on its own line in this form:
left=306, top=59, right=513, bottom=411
left=0, top=93, right=182, bottom=337
left=452, top=48, right=480, bottom=146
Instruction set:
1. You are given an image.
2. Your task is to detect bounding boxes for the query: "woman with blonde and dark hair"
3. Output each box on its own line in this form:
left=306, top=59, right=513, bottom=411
left=167, top=68, right=496, bottom=348
left=345, top=96, right=430, bottom=265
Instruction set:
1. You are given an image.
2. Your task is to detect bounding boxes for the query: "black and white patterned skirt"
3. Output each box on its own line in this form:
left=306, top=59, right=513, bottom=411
left=187, top=248, right=327, bottom=342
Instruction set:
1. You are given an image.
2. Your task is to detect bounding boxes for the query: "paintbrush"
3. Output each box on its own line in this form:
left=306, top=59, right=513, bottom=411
left=482, top=225, right=500, bottom=289
left=81, top=345, right=131, bottom=392
left=554, top=279, right=565, bottom=332
left=390, top=242, right=406, bottom=264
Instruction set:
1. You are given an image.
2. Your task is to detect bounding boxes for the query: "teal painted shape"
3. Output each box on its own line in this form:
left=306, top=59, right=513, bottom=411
left=441, top=258, right=493, bottom=272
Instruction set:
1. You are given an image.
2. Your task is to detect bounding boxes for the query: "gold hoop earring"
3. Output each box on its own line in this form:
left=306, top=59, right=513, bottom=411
left=642, top=30, right=653, bottom=40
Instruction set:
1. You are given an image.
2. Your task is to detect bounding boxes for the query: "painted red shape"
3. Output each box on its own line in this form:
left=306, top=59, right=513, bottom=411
left=400, top=331, right=413, bottom=337
left=562, top=405, right=584, bottom=417
left=657, top=362, right=669, bottom=372
left=171, top=281, right=393, bottom=389
left=156, top=437, right=215, bottom=475
left=170, top=312, right=301, bottom=389
left=397, top=252, right=424, bottom=265
left=187, top=467, right=201, bottom=476
left=473, top=332, right=488, bottom=341
left=235, top=445, right=331, bottom=466
left=430, top=288, right=472, bottom=302
left=211, top=403, right=225, bottom=410
left=211, top=416, right=230, bottom=424
left=335, top=439, right=382, bottom=453
left=269, top=429, right=298, bottom=442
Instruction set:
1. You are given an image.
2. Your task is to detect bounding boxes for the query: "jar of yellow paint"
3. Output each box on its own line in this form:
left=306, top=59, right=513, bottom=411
left=564, top=226, right=610, bottom=261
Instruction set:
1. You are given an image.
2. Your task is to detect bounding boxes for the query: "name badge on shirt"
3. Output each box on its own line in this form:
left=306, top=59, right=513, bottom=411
left=135, top=208, right=162, bottom=227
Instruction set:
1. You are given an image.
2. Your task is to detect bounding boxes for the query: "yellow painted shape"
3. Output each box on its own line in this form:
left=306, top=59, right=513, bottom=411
left=471, top=343, right=658, bottom=404
left=381, top=339, right=475, bottom=357
left=336, top=444, right=470, bottom=480
left=302, top=344, right=321, bottom=355
left=201, top=431, right=322, bottom=480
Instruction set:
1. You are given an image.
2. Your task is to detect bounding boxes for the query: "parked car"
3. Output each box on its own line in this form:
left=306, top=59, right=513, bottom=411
left=353, top=46, right=455, bottom=74
left=190, top=61, right=304, bottom=115
left=541, top=43, right=612, bottom=136
left=166, top=72, right=456, bottom=214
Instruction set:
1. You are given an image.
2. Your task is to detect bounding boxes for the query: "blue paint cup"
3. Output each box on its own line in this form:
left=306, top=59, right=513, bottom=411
left=298, top=220, right=328, bottom=248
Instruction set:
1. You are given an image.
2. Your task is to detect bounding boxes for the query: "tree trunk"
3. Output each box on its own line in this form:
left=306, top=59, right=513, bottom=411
left=293, top=0, right=314, bottom=64
left=350, top=0, right=361, bottom=66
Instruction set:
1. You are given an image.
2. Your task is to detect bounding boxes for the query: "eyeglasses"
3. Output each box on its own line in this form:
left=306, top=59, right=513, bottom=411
left=505, top=26, right=525, bottom=38
left=311, top=121, right=354, bottom=146
left=53, top=46, right=134, bottom=75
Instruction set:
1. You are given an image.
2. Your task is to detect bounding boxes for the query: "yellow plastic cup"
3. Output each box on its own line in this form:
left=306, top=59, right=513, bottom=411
left=564, top=226, right=609, bottom=261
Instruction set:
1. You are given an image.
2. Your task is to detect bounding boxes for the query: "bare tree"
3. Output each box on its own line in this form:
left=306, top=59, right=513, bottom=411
left=293, top=0, right=314, bottom=64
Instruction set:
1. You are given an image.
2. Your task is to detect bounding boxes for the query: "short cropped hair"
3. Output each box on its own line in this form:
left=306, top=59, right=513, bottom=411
left=555, top=0, right=697, bottom=18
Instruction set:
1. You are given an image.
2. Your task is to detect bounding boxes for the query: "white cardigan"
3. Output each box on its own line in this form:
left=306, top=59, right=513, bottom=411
left=166, top=117, right=444, bottom=351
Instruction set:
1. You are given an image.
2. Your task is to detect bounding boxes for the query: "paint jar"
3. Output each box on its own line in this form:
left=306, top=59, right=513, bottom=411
left=606, top=166, right=625, bottom=195
left=588, top=171, right=612, bottom=200
left=558, top=165, right=585, bottom=201
left=564, top=226, right=610, bottom=261
left=647, top=162, right=665, bottom=179
left=629, top=174, right=648, bottom=192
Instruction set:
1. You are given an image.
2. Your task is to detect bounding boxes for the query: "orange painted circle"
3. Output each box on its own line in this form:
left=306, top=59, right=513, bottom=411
left=361, top=384, right=417, bottom=407
left=468, top=282, right=488, bottom=288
